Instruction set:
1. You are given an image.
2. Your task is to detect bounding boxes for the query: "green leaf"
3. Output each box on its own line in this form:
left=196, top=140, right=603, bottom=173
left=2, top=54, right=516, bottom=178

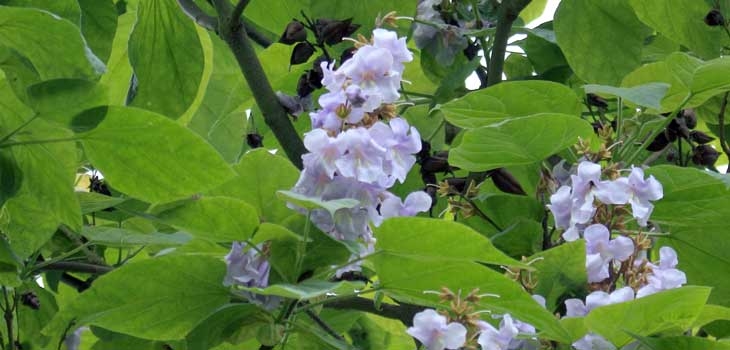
left=352, top=313, right=414, bottom=350
left=1, top=0, right=81, bottom=24
left=244, top=280, right=365, bottom=300
left=375, top=217, right=526, bottom=268
left=0, top=237, right=20, bottom=287
left=81, top=226, right=191, bottom=248
left=128, top=0, right=204, bottom=119
left=690, top=57, right=730, bottom=106
left=155, top=196, right=259, bottom=242
left=554, top=0, right=648, bottom=84
left=372, top=257, right=570, bottom=343
left=209, top=149, right=299, bottom=223
left=78, top=106, right=236, bottom=203
left=188, top=34, right=248, bottom=162
left=629, top=0, right=724, bottom=60
left=43, top=255, right=230, bottom=341
left=504, top=54, right=533, bottom=80
left=437, top=93, right=508, bottom=129
left=449, top=113, right=594, bottom=171
left=0, top=118, right=81, bottom=259
left=519, top=0, right=548, bottom=24
left=583, top=83, right=670, bottom=110
left=585, top=286, right=711, bottom=346
left=276, top=190, right=359, bottom=216
left=692, top=304, right=730, bottom=328
left=77, top=192, right=128, bottom=214
left=490, top=219, right=543, bottom=259
left=525, top=29, right=570, bottom=75
left=186, top=304, right=260, bottom=350
left=621, top=52, right=703, bottom=112
left=78, top=0, right=118, bottom=63
left=529, top=240, right=587, bottom=312
left=99, top=10, right=135, bottom=105
left=439, top=77, right=582, bottom=129
left=647, top=166, right=730, bottom=307
left=27, top=79, right=108, bottom=126
left=634, top=335, right=730, bottom=350
left=0, top=6, right=103, bottom=80
left=18, top=282, right=58, bottom=349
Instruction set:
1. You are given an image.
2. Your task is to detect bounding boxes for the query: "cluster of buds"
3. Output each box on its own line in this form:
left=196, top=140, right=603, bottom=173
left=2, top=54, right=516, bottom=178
left=407, top=288, right=543, bottom=350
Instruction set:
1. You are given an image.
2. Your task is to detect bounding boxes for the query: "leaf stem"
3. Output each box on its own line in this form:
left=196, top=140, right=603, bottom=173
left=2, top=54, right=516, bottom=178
left=0, top=114, right=39, bottom=145
left=175, top=0, right=217, bottom=31
left=0, top=136, right=81, bottom=148
left=717, top=92, right=730, bottom=173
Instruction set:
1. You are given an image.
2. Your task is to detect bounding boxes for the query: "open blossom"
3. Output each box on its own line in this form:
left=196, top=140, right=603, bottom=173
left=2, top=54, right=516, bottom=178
left=548, top=161, right=663, bottom=241
left=584, top=224, right=635, bottom=283
left=224, top=242, right=281, bottom=310
left=637, top=246, right=686, bottom=298
left=477, top=315, right=519, bottom=350
left=407, top=309, right=466, bottom=350
left=564, top=287, right=634, bottom=350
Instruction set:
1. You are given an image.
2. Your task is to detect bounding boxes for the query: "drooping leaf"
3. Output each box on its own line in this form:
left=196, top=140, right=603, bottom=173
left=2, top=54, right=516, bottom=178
left=244, top=280, right=365, bottom=300
left=128, top=0, right=204, bottom=119
left=27, top=79, right=108, bottom=126
left=209, top=149, right=299, bottom=223
left=629, top=0, right=725, bottom=60
left=647, top=166, right=730, bottom=307
left=374, top=217, right=526, bottom=268
left=554, top=0, right=648, bottom=84
left=529, top=240, right=587, bottom=312
left=81, top=226, right=191, bottom=248
left=77, top=106, right=236, bottom=203
left=585, top=286, right=711, bottom=346
left=0, top=6, right=103, bottom=80
left=583, top=83, right=670, bottom=110
left=155, top=196, right=259, bottom=242
left=78, top=0, right=118, bottom=63
left=449, top=113, right=594, bottom=171
left=43, top=255, right=230, bottom=341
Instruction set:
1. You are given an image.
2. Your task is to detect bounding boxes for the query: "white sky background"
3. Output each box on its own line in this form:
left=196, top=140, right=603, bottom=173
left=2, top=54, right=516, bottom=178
left=465, top=0, right=561, bottom=89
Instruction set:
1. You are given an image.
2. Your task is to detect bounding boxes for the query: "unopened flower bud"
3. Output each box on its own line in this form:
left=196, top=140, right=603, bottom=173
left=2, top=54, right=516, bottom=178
left=692, top=144, right=720, bottom=167
left=689, top=130, right=715, bottom=144
left=315, top=18, right=360, bottom=45
left=646, top=132, right=670, bottom=151
left=586, top=93, right=608, bottom=109
left=705, top=9, right=725, bottom=27
left=21, top=291, right=40, bottom=310
left=681, top=109, right=697, bottom=129
left=490, top=168, right=526, bottom=195
left=246, top=133, right=263, bottom=148
left=279, top=20, right=307, bottom=45
left=290, top=42, right=315, bottom=66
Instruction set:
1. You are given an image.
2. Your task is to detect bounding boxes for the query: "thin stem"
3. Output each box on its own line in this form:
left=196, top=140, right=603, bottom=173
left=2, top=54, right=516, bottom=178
left=295, top=211, right=312, bottom=276
left=624, top=95, right=691, bottom=165
left=27, top=242, right=95, bottom=275
left=717, top=92, right=730, bottom=173
left=207, top=0, right=306, bottom=168
left=2, top=288, right=11, bottom=350
left=59, top=225, right=106, bottom=266
left=615, top=97, right=624, bottom=143
left=0, top=136, right=81, bottom=148
left=37, top=261, right=113, bottom=274
left=231, top=0, right=251, bottom=26
left=176, top=0, right=218, bottom=31
left=0, top=114, right=39, bottom=145
left=304, top=309, right=345, bottom=341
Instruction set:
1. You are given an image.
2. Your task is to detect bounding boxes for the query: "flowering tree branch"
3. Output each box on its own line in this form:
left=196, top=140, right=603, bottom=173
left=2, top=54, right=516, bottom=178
left=177, top=0, right=306, bottom=169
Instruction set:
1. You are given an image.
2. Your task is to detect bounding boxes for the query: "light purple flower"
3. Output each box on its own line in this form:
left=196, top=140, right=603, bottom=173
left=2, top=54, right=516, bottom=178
left=224, top=242, right=270, bottom=288
left=584, top=224, right=635, bottom=283
left=548, top=185, right=572, bottom=232
left=637, top=246, right=686, bottom=298
left=302, top=129, right=344, bottom=178
left=564, top=287, right=635, bottom=318
left=334, top=127, right=387, bottom=184
left=369, top=118, right=422, bottom=183
left=626, top=166, right=663, bottom=226
left=477, top=315, right=519, bottom=350
left=407, top=309, right=467, bottom=350
left=380, top=191, right=432, bottom=220
left=340, top=45, right=401, bottom=105
left=372, top=28, right=413, bottom=72
left=572, top=333, right=616, bottom=350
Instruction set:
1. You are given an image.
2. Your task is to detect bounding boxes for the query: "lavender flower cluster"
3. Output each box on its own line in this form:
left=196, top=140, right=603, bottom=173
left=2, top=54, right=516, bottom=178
left=290, top=29, right=431, bottom=265
left=223, top=28, right=432, bottom=303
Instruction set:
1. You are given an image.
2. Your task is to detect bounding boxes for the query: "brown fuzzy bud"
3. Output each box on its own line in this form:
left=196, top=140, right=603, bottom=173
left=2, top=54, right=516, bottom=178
left=705, top=9, right=725, bottom=27
left=692, top=144, right=720, bottom=167
left=279, top=20, right=307, bottom=45
left=689, top=130, right=715, bottom=144
left=586, top=93, right=608, bottom=108
left=490, top=168, right=526, bottom=195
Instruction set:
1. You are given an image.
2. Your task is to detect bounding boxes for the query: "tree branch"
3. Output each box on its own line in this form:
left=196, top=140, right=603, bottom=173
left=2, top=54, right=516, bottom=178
left=243, top=19, right=274, bottom=48
left=176, top=0, right=218, bottom=31
left=204, top=0, right=306, bottom=168
left=231, top=0, right=251, bottom=26
left=487, top=0, right=532, bottom=86
left=39, top=262, right=113, bottom=275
